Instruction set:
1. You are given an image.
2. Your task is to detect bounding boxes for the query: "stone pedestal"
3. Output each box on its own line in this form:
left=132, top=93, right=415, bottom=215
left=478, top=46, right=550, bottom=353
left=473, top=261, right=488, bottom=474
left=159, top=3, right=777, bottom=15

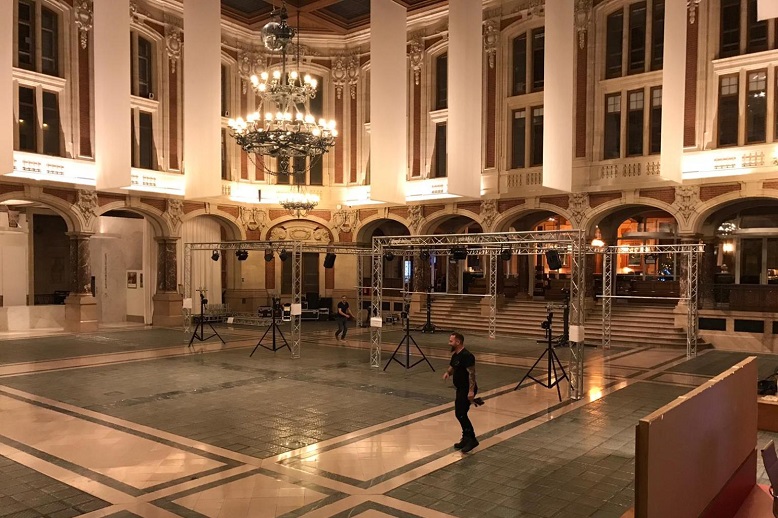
left=152, top=292, right=184, bottom=327
left=153, top=238, right=182, bottom=327
left=64, top=294, right=98, bottom=332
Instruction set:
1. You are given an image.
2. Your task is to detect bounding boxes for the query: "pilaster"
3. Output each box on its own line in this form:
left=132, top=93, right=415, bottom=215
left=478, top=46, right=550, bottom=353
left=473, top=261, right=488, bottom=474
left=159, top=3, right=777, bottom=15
left=64, top=232, right=98, bottom=332
left=152, top=237, right=183, bottom=327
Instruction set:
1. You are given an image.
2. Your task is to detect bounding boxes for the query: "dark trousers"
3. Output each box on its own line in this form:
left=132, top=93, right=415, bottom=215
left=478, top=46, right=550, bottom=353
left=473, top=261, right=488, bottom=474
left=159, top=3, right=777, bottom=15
left=455, top=389, right=475, bottom=439
left=336, top=318, right=348, bottom=338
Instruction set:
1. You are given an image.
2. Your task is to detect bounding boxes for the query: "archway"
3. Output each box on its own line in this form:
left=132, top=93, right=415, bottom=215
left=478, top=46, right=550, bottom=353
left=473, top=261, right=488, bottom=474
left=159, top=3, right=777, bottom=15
left=425, top=215, right=483, bottom=294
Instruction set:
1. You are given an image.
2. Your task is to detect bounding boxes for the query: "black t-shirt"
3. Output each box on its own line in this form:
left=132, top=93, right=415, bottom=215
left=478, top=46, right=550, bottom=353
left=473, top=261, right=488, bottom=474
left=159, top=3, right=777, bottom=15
left=337, top=301, right=349, bottom=318
left=450, top=348, right=476, bottom=391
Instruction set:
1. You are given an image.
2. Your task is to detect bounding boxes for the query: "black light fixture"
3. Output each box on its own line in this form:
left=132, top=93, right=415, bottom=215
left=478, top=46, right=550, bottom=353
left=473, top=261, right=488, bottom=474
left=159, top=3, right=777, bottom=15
left=451, top=247, right=468, bottom=261
left=323, top=252, right=336, bottom=268
left=264, top=247, right=274, bottom=262
left=211, top=250, right=220, bottom=261
left=278, top=249, right=289, bottom=262
left=236, top=249, right=249, bottom=261
left=500, top=248, right=512, bottom=261
left=384, top=251, right=395, bottom=261
left=420, top=250, right=430, bottom=261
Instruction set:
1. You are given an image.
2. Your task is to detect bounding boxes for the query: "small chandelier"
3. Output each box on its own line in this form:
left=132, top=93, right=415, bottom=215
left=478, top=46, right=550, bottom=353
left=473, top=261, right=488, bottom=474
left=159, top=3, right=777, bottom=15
left=279, top=185, right=319, bottom=218
left=228, top=5, right=337, bottom=176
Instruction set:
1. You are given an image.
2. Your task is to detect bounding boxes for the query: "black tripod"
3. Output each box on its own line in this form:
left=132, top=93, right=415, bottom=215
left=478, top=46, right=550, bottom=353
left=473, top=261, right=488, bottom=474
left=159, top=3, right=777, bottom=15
left=385, top=308, right=435, bottom=372
left=251, top=299, right=289, bottom=355
left=188, top=290, right=225, bottom=347
left=419, top=287, right=437, bottom=333
left=515, top=311, right=569, bottom=401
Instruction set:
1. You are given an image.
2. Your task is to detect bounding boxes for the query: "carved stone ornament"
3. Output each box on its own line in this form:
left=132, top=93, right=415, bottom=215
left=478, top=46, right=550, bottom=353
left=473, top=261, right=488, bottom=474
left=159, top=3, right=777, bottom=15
left=483, top=20, right=499, bottom=69
left=270, top=226, right=288, bottom=241
left=129, top=2, right=147, bottom=25
left=687, top=0, right=701, bottom=24
left=165, top=199, right=184, bottom=230
left=166, top=26, right=183, bottom=74
left=239, top=207, right=267, bottom=232
left=568, top=193, right=590, bottom=226
left=332, top=55, right=347, bottom=100
left=74, top=1, right=93, bottom=50
left=407, top=205, right=423, bottom=233
left=237, top=49, right=265, bottom=95
left=480, top=199, right=497, bottom=229
left=269, top=225, right=331, bottom=243
left=347, top=55, right=360, bottom=99
left=75, top=190, right=98, bottom=226
left=332, top=209, right=360, bottom=234
left=574, top=0, right=592, bottom=49
left=408, top=38, right=424, bottom=86
left=528, top=0, right=544, bottom=18
left=673, top=185, right=700, bottom=223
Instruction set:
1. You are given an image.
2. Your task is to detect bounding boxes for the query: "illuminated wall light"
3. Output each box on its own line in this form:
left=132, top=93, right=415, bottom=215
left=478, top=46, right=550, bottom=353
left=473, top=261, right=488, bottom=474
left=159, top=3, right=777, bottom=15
left=723, top=242, right=735, bottom=253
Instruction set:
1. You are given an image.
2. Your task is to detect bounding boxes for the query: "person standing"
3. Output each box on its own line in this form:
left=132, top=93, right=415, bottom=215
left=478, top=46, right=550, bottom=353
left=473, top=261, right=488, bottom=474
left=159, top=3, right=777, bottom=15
left=443, top=332, right=479, bottom=453
left=335, top=295, right=353, bottom=341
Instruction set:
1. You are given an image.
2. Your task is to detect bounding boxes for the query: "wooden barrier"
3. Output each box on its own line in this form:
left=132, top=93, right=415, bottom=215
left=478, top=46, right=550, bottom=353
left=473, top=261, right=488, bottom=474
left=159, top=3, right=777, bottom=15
left=634, top=357, right=758, bottom=518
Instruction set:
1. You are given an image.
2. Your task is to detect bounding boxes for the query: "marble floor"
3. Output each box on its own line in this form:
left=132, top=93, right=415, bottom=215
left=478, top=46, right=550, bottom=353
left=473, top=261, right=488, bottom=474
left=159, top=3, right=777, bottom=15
left=0, top=321, right=774, bottom=518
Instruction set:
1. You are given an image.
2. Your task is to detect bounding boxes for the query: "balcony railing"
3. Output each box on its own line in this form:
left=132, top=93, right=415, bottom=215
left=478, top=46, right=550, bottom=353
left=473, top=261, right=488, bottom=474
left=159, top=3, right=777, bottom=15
left=706, top=284, right=778, bottom=312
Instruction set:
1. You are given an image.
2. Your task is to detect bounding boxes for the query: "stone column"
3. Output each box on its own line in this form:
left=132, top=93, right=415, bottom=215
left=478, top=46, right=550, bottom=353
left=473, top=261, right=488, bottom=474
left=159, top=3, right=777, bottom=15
left=64, top=232, right=98, bottom=332
left=700, top=238, right=716, bottom=309
left=152, top=237, right=183, bottom=327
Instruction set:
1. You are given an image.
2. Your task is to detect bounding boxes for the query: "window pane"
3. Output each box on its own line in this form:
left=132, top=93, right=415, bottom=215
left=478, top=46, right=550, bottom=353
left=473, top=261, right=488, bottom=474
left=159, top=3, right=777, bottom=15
left=435, top=54, right=447, bottom=110
left=17, top=0, right=34, bottom=70
left=221, top=65, right=228, bottom=116
left=310, top=158, right=323, bottom=186
left=718, top=76, right=739, bottom=146
left=720, top=0, right=741, bottom=57
left=138, top=37, right=152, bottom=98
left=41, top=8, right=58, bottom=76
left=530, top=107, right=543, bottom=166
left=512, top=34, right=527, bottom=96
left=746, top=71, right=767, bottom=143
left=42, top=91, right=60, bottom=156
left=747, top=0, right=768, bottom=53
left=511, top=109, right=526, bottom=169
left=739, top=238, right=762, bottom=284
left=139, top=111, right=154, bottom=169
left=433, top=123, right=447, bottom=177
left=303, top=253, right=319, bottom=294
left=221, top=128, right=228, bottom=180
left=649, top=87, right=662, bottom=154
left=628, top=2, right=647, bottom=73
left=531, top=29, right=544, bottom=91
left=606, top=10, right=624, bottom=78
left=604, top=94, right=621, bottom=159
left=627, top=91, right=644, bottom=155
left=651, top=0, right=664, bottom=71
left=17, top=86, right=36, bottom=152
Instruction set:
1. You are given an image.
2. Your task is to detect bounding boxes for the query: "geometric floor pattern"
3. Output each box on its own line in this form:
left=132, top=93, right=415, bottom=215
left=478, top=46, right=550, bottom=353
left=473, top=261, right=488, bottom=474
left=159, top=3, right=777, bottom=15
left=0, top=322, right=774, bottom=517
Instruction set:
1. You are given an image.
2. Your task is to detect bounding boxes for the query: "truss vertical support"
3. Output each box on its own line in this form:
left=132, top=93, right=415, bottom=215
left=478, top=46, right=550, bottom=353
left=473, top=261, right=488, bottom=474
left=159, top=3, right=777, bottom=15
left=356, top=253, right=364, bottom=328
left=602, top=249, right=613, bottom=350
left=184, top=243, right=192, bottom=301
left=489, top=249, right=497, bottom=339
left=567, top=233, right=586, bottom=400
left=687, top=247, right=700, bottom=358
left=291, top=241, right=302, bottom=359
left=370, top=240, right=383, bottom=368
left=402, top=250, right=412, bottom=311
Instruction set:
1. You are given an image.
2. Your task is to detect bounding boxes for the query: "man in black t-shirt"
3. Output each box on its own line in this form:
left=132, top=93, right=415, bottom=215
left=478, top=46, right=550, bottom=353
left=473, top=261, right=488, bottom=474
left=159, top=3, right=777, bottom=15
left=443, top=332, right=479, bottom=453
left=335, top=295, right=353, bottom=341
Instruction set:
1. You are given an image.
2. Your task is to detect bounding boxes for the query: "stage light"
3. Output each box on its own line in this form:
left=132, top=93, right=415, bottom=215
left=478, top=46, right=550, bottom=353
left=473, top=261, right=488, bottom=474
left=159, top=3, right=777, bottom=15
left=451, top=247, right=467, bottom=261
left=384, top=251, right=395, bottom=261
left=545, top=249, right=563, bottom=270
left=236, top=249, right=249, bottom=261
left=264, top=247, right=274, bottom=262
left=500, top=249, right=512, bottom=261
left=323, top=252, right=336, bottom=268
left=420, top=250, right=430, bottom=261
left=278, top=249, right=289, bottom=261
left=211, top=250, right=220, bottom=261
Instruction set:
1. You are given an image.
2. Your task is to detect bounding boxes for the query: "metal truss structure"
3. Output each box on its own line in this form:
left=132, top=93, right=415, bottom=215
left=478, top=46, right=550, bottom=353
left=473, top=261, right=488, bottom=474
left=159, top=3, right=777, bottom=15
left=371, top=230, right=587, bottom=400
left=600, top=243, right=704, bottom=357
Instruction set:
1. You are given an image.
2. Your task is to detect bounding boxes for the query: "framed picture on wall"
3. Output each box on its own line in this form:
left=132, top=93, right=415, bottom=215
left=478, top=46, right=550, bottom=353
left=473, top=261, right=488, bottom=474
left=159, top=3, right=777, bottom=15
left=127, top=272, right=138, bottom=289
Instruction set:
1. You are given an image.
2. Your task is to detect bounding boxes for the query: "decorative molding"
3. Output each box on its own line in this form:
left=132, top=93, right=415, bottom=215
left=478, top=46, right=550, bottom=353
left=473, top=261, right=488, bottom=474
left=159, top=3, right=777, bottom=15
left=332, top=55, right=347, bottom=99
left=568, top=193, right=589, bottom=226
left=480, top=199, right=498, bottom=229
left=346, top=55, right=360, bottom=99
left=129, top=2, right=148, bottom=25
left=237, top=48, right=265, bottom=95
left=528, top=0, right=544, bottom=18
left=332, top=209, right=360, bottom=234
left=165, top=199, right=184, bottom=230
left=407, top=205, right=423, bottom=233
left=673, top=185, right=700, bottom=223
left=75, top=190, right=98, bottom=225
left=74, top=1, right=93, bottom=50
left=165, top=25, right=183, bottom=74
left=483, top=19, right=499, bottom=69
left=574, top=0, right=592, bottom=49
left=239, top=207, right=267, bottom=232
left=408, top=38, right=424, bottom=86
left=269, top=225, right=331, bottom=243
left=687, top=0, right=701, bottom=24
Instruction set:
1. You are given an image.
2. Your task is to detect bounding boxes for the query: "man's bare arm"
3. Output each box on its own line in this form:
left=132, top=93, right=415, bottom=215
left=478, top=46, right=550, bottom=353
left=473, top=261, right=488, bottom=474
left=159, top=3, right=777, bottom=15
left=467, top=365, right=476, bottom=395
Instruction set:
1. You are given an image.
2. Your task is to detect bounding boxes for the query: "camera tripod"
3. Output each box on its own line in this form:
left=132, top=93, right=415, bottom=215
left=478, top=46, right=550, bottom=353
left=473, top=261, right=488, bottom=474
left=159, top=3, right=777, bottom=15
left=188, top=289, right=225, bottom=347
left=515, top=312, right=569, bottom=401
left=385, top=308, right=435, bottom=372
left=251, top=300, right=289, bottom=355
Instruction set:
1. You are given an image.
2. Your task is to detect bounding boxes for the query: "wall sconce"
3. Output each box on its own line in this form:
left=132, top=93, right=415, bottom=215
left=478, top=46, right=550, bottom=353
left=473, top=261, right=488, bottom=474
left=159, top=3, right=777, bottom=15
left=723, top=242, right=735, bottom=253
left=591, top=226, right=605, bottom=248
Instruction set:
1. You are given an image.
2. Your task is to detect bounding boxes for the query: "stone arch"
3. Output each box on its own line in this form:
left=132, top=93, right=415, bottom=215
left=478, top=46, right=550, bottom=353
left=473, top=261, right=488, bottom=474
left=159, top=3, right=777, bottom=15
left=583, top=197, right=680, bottom=237
left=689, top=192, right=778, bottom=236
left=419, top=211, right=482, bottom=235
left=94, top=201, right=172, bottom=238
left=0, top=190, right=81, bottom=232
left=180, top=209, right=245, bottom=241
left=355, top=216, right=411, bottom=244
left=492, top=204, right=574, bottom=233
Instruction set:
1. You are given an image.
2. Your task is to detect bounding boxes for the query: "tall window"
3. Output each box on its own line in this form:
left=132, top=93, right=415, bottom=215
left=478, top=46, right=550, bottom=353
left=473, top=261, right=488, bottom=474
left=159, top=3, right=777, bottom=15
left=221, top=65, right=229, bottom=117
left=720, top=0, right=741, bottom=57
left=531, top=29, right=544, bottom=91
left=17, top=0, right=59, bottom=76
left=627, top=90, right=644, bottom=156
left=512, top=35, right=527, bottom=96
left=511, top=29, right=544, bottom=95
left=16, top=86, right=61, bottom=156
left=718, top=75, right=739, bottom=147
left=747, top=0, right=768, bottom=53
left=604, top=94, right=621, bottom=159
left=17, top=87, right=37, bottom=152
left=131, top=34, right=154, bottom=98
left=308, top=75, right=324, bottom=185
left=42, top=91, right=60, bottom=156
left=221, top=128, right=229, bottom=180
left=530, top=107, right=543, bottom=166
left=720, top=0, right=776, bottom=57
left=605, top=1, right=664, bottom=78
left=433, top=123, right=447, bottom=177
left=435, top=54, right=447, bottom=110
left=511, top=109, right=526, bottom=169
left=649, top=87, right=662, bottom=154
left=746, top=70, right=767, bottom=144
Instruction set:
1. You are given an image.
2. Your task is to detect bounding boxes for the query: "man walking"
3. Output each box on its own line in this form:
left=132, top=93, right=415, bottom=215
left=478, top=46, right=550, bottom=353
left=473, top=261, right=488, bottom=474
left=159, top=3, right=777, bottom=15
left=443, top=332, right=479, bottom=453
left=335, top=295, right=353, bottom=341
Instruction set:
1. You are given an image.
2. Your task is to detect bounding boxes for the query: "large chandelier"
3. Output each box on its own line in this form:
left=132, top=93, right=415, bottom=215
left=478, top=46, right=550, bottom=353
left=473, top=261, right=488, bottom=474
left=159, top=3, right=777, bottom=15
left=228, top=5, right=337, bottom=177
left=279, top=185, right=319, bottom=218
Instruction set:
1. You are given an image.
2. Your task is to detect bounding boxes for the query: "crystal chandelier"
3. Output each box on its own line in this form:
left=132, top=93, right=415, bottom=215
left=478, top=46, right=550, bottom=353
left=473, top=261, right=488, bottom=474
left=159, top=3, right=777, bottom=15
left=228, top=5, right=337, bottom=177
left=279, top=185, right=319, bottom=217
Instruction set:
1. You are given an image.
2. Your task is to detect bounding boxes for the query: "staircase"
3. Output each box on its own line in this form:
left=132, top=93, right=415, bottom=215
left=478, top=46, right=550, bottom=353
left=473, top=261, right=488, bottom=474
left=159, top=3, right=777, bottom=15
left=408, top=297, right=693, bottom=348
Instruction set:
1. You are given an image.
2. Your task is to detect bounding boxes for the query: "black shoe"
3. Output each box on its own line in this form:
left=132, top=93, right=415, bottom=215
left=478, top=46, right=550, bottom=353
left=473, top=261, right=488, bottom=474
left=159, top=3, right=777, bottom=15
left=335, top=332, right=340, bottom=339
left=460, top=437, right=479, bottom=453
left=454, top=438, right=466, bottom=449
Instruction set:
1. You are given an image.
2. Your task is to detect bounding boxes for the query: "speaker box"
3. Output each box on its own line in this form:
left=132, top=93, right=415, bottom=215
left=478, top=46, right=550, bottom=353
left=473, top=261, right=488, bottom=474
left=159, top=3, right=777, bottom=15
left=545, top=250, right=563, bottom=270
left=323, top=253, right=337, bottom=268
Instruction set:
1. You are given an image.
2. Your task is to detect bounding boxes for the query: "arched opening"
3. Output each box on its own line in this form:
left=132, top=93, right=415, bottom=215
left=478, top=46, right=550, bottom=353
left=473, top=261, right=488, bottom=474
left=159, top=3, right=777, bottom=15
left=358, top=219, right=411, bottom=293
left=180, top=216, right=233, bottom=313
left=427, top=216, right=483, bottom=294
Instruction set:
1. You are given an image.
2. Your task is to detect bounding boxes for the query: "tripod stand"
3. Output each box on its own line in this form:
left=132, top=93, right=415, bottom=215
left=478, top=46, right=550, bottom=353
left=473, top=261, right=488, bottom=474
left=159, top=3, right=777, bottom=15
left=188, top=289, right=225, bottom=347
left=385, top=309, right=435, bottom=372
left=515, top=311, right=569, bottom=401
left=419, top=287, right=437, bottom=333
left=251, top=300, right=289, bottom=355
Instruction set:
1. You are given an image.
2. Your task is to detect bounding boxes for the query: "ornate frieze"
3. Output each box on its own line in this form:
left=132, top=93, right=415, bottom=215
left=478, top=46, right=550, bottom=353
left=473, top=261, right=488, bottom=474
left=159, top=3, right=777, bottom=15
left=239, top=207, right=267, bottom=232
left=75, top=190, right=98, bottom=226
left=269, top=225, right=331, bottom=243
left=237, top=48, right=265, bottom=94
left=332, top=209, right=360, bottom=235
left=408, top=38, right=424, bottom=86
left=480, top=199, right=497, bottom=229
left=673, top=186, right=700, bottom=223
left=574, top=0, right=592, bottom=49
left=74, top=1, right=93, bottom=50
left=483, top=19, right=499, bottom=69
left=166, top=25, right=183, bottom=74
left=687, top=0, right=701, bottom=24
left=568, top=193, right=589, bottom=226
left=165, top=199, right=184, bottom=231
left=407, top=205, right=423, bottom=234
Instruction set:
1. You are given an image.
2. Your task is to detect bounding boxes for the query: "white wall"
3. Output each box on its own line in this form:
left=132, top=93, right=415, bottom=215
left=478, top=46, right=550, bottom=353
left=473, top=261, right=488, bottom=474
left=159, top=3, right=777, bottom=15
left=0, top=228, right=28, bottom=306
left=179, top=217, right=222, bottom=311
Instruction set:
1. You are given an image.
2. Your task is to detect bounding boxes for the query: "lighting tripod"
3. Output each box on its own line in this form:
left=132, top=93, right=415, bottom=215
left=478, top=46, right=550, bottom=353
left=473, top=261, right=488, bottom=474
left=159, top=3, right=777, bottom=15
left=188, top=288, right=225, bottom=347
left=515, top=311, right=569, bottom=401
left=384, top=307, right=435, bottom=372
left=250, top=298, right=289, bottom=355
left=419, top=286, right=437, bottom=333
